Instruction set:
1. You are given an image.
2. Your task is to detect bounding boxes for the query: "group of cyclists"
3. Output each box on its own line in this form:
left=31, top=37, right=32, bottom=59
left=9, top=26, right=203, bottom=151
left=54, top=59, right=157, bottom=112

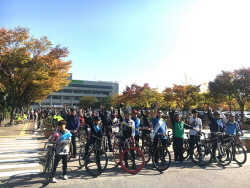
left=41, top=102, right=246, bottom=183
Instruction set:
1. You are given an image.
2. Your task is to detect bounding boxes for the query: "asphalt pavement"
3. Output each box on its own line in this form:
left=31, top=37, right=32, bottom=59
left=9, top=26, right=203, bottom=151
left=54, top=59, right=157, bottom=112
left=0, top=124, right=249, bottom=188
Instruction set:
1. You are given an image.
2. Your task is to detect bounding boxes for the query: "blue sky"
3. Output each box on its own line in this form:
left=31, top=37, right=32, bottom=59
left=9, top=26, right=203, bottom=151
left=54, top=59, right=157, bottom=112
left=2, top=0, right=250, bottom=93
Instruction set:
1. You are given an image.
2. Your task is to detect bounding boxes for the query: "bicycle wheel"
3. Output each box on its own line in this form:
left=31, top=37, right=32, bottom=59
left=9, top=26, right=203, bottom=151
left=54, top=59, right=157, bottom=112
left=46, top=153, right=54, bottom=183
left=42, top=149, right=50, bottom=175
left=67, top=142, right=73, bottom=162
left=85, top=148, right=108, bottom=176
left=113, top=143, right=121, bottom=165
left=152, top=146, right=171, bottom=171
left=120, top=147, right=145, bottom=174
left=141, top=142, right=151, bottom=164
left=215, top=144, right=232, bottom=166
left=182, top=140, right=189, bottom=160
left=234, top=144, right=247, bottom=165
left=79, top=144, right=85, bottom=168
left=191, top=144, right=212, bottom=166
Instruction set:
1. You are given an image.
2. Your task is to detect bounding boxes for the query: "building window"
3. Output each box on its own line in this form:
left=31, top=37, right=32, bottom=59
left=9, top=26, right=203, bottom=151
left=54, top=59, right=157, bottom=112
left=101, top=92, right=109, bottom=95
left=73, top=97, right=81, bottom=100
left=63, top=96, right=72, bottom=100
left=56, top=90, right=63, bottom=92
left=52, top=103, right=61, bottom=105
left=52, top=96, right=61, bottom=99
left=64, top=103, right=71, bottom=106
left=41, top=102, right=50, bottom=105
left=68, top=83, right=113, bottom=89
left=63, top=89, right=72, bottom=93
left=46, top=96, right=51, bottom=99
left=73, top=90, right=82, bottom=93
left=82, top=91, right=91, bottom=94
left=73, top=103, right=80, bottom=106
left=92, top=91, right=100, bottom=94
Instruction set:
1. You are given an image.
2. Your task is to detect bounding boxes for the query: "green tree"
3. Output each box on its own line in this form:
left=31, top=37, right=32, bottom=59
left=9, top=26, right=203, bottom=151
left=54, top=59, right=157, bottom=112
left=79, top=96, right=98, bottom=109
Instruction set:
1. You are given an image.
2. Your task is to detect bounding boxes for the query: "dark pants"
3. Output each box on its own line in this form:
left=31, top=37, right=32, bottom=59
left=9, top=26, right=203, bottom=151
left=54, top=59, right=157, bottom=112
left=211, top=134, right=224, bottom=159
left=105, top=130, right=112, bottom=150
left=153, top=137, right=167, bottom=163
left=189, top=135, right=200, bottom=158
left=173, top=137, right=184, bottom=162
left=121, top=137, right=135, bottom=163
left=71, top=134, right=77, bottom=155
left=52, top=155, right=67, bottom=177
left=135, top=135, right=139, bottom=143
left=142, top=129, right=151, bottom=144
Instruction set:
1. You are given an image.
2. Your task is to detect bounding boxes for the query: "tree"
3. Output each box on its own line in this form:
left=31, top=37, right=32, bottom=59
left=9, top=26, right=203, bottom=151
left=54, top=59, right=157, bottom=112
left=163, top=84, right=201, bottom=117
left=209, top=68, right=250, bottom=122
left=79, top=96, right=98, bottom=109
left=0, top=26, right=72, bottom=124
left=98, top=95, right=112, bottom=109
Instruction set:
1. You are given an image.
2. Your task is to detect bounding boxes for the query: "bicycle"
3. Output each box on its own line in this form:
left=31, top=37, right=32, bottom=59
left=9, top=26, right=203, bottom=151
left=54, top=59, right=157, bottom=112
left=141, top=132, right=171, bottom=171
left=79, top=126, right=91, bottom=168
left=113, top=136, right=145, bottom=174
left=202, top=132, right=232, bottom=166
left=224, top=133, right=247, bottom=165
left=42, top=142, right=56, bottom=183
left=85, top=135, right=108, bottom=176
left=189, top=132, right=212, bottom=166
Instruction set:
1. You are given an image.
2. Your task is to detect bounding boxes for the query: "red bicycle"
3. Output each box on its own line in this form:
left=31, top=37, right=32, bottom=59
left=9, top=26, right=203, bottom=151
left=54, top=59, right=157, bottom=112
left=113, top=136, right=145, bottom=174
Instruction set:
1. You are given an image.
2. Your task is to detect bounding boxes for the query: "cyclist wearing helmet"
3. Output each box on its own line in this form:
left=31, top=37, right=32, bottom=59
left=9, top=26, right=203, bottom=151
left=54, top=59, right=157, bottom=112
left=83, top=116, right=102, bottom=169
left=207, top=106, right=226, bottom=162
left=141, top=106, right=152, bottom=144
left=50, top=120, right=71, bottom=183
left=83, top=116, right=102, bottom=156
left=99, top=106, right=113, bottom=152
left=118, top=104, right=136, bottom=169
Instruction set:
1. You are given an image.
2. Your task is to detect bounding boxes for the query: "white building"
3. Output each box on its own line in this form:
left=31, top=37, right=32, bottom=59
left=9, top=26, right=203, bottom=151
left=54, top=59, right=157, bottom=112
left=30, top=73, right=119, bottom=109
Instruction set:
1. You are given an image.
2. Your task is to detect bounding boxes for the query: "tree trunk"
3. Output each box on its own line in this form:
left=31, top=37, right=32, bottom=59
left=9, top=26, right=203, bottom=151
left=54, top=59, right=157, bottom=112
left=10, top=104, right=16, bottom=125
left=240, top=104, right=244, bottom=123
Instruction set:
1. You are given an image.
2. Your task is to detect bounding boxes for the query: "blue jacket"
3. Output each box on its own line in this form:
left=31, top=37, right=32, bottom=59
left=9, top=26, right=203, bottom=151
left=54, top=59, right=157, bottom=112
left=66, top=115, right=80, bottom=131
left=131, top=117, right=140, bottom=136
left=226, top=121, right=239, bottom=135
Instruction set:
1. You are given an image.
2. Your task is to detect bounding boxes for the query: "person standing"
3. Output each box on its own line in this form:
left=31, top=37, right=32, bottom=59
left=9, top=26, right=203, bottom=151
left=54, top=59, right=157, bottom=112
left=152, top=101, right=168, bottom=166
left=66, top=109, right=80, bottom=158
left=186, top=107, right=202, bottom=160
left=50, top=120, right=71, bottom=183
left=171, top=107, right=197, bottom=164
left=131, top=110, right=140, bottom=143
left=99, top=107, right=113, bottom=152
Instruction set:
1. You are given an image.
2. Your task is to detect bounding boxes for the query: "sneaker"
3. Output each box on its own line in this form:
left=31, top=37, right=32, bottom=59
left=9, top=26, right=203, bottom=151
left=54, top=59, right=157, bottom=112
left=212, top=159, right=217, bottom=163
left=219, top=159, right=225, bottom=163
left=181, top=161, right=186, bottom=163
left=109, top=148, right=113, bottom=152
left=51, top=177, right=57, bottom=183
left=175, top=161, right=179, bottom=164
left=63, top=175, right=68, bottom=180
left=165, top=162, right=168, bottom=165
left=155, top=163, right=158, bottom=166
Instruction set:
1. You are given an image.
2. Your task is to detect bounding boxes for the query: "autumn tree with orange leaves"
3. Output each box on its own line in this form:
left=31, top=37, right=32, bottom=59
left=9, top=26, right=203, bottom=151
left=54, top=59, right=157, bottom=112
left=0, top=26, right=72, bottom=124
left=163, top=84, right=201, bottom=117
left=209, top=68, right=250, bottom=122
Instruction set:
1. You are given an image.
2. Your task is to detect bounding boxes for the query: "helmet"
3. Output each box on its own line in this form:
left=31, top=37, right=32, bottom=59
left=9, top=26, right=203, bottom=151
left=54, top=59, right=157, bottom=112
left=49, top=133, right=60, bottom=142
left=235, top=114, right=240, bottom=118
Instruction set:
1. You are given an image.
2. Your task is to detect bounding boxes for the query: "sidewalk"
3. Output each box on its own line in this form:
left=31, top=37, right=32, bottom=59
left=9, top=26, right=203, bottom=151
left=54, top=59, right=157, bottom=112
left=0, top=119, right=36, bottom=137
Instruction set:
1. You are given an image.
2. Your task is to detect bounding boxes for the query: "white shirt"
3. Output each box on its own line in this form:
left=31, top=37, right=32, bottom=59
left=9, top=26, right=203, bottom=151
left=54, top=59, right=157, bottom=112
left=189, top=116, right=202, bottom=136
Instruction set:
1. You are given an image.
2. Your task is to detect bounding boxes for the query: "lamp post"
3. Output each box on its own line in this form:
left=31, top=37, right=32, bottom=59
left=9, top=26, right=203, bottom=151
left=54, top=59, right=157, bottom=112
left=3, top=94, right=8, bottom=121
